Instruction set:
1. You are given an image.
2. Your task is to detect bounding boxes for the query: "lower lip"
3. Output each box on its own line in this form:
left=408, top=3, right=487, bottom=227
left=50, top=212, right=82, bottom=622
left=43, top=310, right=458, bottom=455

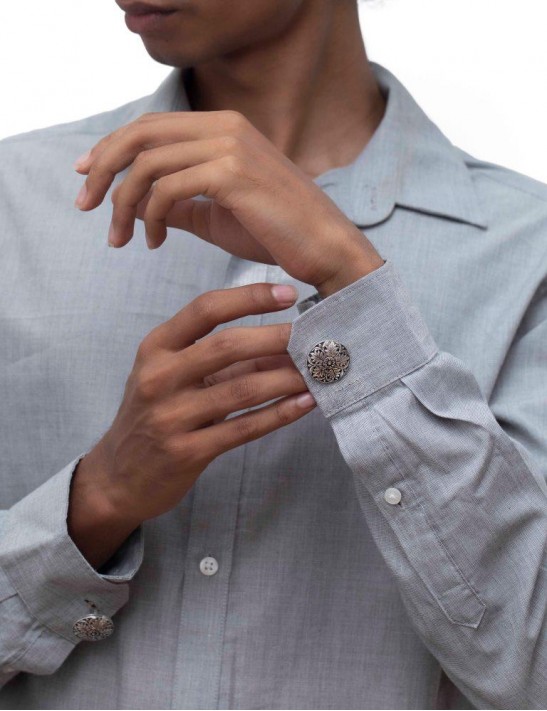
left=125, top=10, right=177, bottom=34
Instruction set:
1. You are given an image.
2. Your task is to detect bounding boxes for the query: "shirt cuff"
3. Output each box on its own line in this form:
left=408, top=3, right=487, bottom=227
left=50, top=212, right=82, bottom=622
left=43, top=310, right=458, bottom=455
left=0, top=454, right=144, bottom=643
left=287, top=260, right=438, bottom=418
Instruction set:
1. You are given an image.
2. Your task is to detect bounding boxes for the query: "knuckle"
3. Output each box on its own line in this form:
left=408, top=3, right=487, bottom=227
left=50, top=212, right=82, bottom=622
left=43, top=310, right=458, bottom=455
left=189, top=292, right=217, bottom=325
left=136, top=333, right=156, bottom=360
left=124, top=123, right=148, bottom=150
left=274, top=399, right=293, bottom=427
left=148, top=404, right=173, bottom=437
left=85, top=163, right=100, bottom=185
left=234, top=415, right=258, bottom=441
left=276, top=322, right=292, bottom=345
left=110, top=181, right=132, bottom=208
left=229, top=376, right=257, bottom=407
left=134, top=364, right=163, bottom=401
left=220, top=153, right=245, bottom=179
left=212, top=328, right=239, bottom=356
left=149, top=176, right=164, bottom=195
left=218, top=134, right=241, bottom=155
left=246, top=282, right=269, bottom=309
left=110, top=184, right=121, bottom=206
left=88, top=158, right=114, bottom=184
left=151, top=175, right=172, bottom=199
left=162, top=434, right=187, bottom=460
left=221, top=109, right=248, bottom=133
left=283, top=365, right=305, bottom=390
left=201, top=382, right=220, bottom=410
left=133, top=150, right=152, bottom=171
left=292, top=369, right=307, bottom=389
left=202, top=372, right=219, bottom=388
left=164, top=434, right=201, bottom=466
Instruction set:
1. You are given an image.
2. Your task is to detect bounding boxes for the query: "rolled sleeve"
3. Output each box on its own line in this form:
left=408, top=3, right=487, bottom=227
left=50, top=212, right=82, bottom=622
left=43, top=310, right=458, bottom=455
left=0, top=454, right=143, bottom=681
left=287, top=259, right=547, bottom=709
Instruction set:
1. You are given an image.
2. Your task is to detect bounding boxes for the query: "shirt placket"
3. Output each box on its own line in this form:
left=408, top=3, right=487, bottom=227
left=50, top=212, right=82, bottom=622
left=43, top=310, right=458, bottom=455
left=169, top=256, right=271, bottom=710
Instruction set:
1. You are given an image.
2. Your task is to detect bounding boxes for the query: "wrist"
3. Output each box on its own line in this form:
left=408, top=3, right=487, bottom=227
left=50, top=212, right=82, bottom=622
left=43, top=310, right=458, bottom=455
left=315, top=248, right=385, bottom=298
left=68, top=442, right=143, bottom=570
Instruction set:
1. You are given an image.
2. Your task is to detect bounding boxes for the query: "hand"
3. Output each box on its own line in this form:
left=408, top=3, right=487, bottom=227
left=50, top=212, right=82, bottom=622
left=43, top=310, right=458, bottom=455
left=68, top=282, right=316, bottom=567
left=74, top=110, right=384, bottom=296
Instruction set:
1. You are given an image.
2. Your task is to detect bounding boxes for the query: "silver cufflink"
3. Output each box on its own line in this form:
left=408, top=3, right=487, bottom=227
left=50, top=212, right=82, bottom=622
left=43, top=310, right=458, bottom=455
left=73, top=599, right=114, bottom=642
left=307, top=340, right=350, bottom=383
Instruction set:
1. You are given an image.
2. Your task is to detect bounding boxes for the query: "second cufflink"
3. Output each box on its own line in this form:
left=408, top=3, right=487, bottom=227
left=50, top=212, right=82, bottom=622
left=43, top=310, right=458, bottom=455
left=73, top=600, right=114, bottom=642
left=73, top=614, right=114, bottom=641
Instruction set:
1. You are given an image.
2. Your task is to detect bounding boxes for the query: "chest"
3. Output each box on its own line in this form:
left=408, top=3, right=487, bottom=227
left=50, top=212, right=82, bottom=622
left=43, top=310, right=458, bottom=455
left=0, top=199, right=531, bottom=502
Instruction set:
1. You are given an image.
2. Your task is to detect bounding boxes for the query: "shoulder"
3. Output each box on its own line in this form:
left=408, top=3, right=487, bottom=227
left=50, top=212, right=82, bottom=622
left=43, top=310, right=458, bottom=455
left=0, top=94, right=150, bottom=153
left=458, top=147, right=547, bottom=221
left=456, top=149, right=547, bottom=292
left=0, top=94, right=157, bottom=219
left=0, top=95, right=154, bottom=199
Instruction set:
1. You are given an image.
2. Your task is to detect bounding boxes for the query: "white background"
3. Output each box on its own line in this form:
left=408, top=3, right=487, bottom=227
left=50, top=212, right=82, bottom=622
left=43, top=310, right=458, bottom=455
left=1, top=0, right=546, bottom=183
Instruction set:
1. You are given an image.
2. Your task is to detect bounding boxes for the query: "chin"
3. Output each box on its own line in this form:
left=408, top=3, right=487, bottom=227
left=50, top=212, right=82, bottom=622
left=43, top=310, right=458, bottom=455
left=140, top=37, right=222, bottom=68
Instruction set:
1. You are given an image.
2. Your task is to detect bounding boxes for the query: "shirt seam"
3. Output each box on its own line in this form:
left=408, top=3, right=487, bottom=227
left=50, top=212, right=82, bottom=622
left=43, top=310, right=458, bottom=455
left=1, top=620, right=56, bottom=669
left=325, top=348, right=438, bottom=418
left=475, top=169, right=547, bottom=206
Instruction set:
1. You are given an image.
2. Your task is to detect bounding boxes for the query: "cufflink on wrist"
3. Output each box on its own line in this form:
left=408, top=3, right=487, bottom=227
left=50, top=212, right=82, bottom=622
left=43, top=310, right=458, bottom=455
left=73, top=599, right=114, bottom=642
left=307, top=340, right=350, bottom=383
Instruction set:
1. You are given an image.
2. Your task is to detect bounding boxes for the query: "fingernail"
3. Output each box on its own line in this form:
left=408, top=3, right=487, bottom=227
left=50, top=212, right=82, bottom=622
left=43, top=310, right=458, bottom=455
left=108, top=222, right=116, bottom=247
left=296, top=392, right=316, bottom=409
left=75, top=183, right=87, bottom=209
left=271, top=284, right=298, bottom=305
left=74, top=149, right=91, bottom=171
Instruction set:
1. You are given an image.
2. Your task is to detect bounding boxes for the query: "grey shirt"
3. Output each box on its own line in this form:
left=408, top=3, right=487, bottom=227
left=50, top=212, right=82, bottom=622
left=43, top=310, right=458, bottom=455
left=0, top=63, right=545, bottom=710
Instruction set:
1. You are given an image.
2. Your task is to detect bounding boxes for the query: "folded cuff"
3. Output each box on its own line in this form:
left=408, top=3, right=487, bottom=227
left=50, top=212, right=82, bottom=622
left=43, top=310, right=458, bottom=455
left=288, top=260, right=438, bottom=418
left=0, top=454, right=144, bottom=643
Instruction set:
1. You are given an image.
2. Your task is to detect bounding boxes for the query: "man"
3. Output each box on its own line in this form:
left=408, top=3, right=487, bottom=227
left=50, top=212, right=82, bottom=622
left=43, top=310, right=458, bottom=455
left=0, top=0, right=545, bottom=708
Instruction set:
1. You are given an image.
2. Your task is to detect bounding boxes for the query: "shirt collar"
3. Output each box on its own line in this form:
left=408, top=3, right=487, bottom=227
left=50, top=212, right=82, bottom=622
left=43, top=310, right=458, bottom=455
left=142, top=62, right=488, bottom=230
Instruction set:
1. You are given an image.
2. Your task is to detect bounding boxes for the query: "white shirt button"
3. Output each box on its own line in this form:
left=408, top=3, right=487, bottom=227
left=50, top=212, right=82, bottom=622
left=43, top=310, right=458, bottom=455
left=384, top=487, right=402, bottom=505
left=199, top=556, right=219, bottom=576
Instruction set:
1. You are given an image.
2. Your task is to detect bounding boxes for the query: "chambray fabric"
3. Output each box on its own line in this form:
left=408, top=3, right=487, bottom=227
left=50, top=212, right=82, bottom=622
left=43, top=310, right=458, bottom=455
left=0, top=63, right=545, bottom=710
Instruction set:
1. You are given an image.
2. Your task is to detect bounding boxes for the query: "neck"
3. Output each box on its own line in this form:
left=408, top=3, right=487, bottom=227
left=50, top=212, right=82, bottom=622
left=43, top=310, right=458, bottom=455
left=186, top=0, right=385, bottom=179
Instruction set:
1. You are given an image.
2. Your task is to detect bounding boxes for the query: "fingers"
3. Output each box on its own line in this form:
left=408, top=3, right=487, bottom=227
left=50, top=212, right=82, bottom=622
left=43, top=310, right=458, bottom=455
left=75, top=114, right=206, bottom=208
left=134, top=193, right=276, bottom=264
left=141, top=155, right=248, bottom=248
left=190, top=389, right=317, bottom=461
left=108, top=138, right=241, bottom=247
left=135, top=323, right=294, bottom=399
left=112, top=156, right=242, bottom=250
left=74, top=110, right=254, bottom=212
left=142, top=161, right=219, bottom=249
left=202, top=353, right=295, bottom=425
left=180, top=365, right=307, bottom=430
left=143, top=282, right=298, bottom=352
left=178, top=323, right=292, bottom=385
left=203, top=354, right=295, bottom=386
